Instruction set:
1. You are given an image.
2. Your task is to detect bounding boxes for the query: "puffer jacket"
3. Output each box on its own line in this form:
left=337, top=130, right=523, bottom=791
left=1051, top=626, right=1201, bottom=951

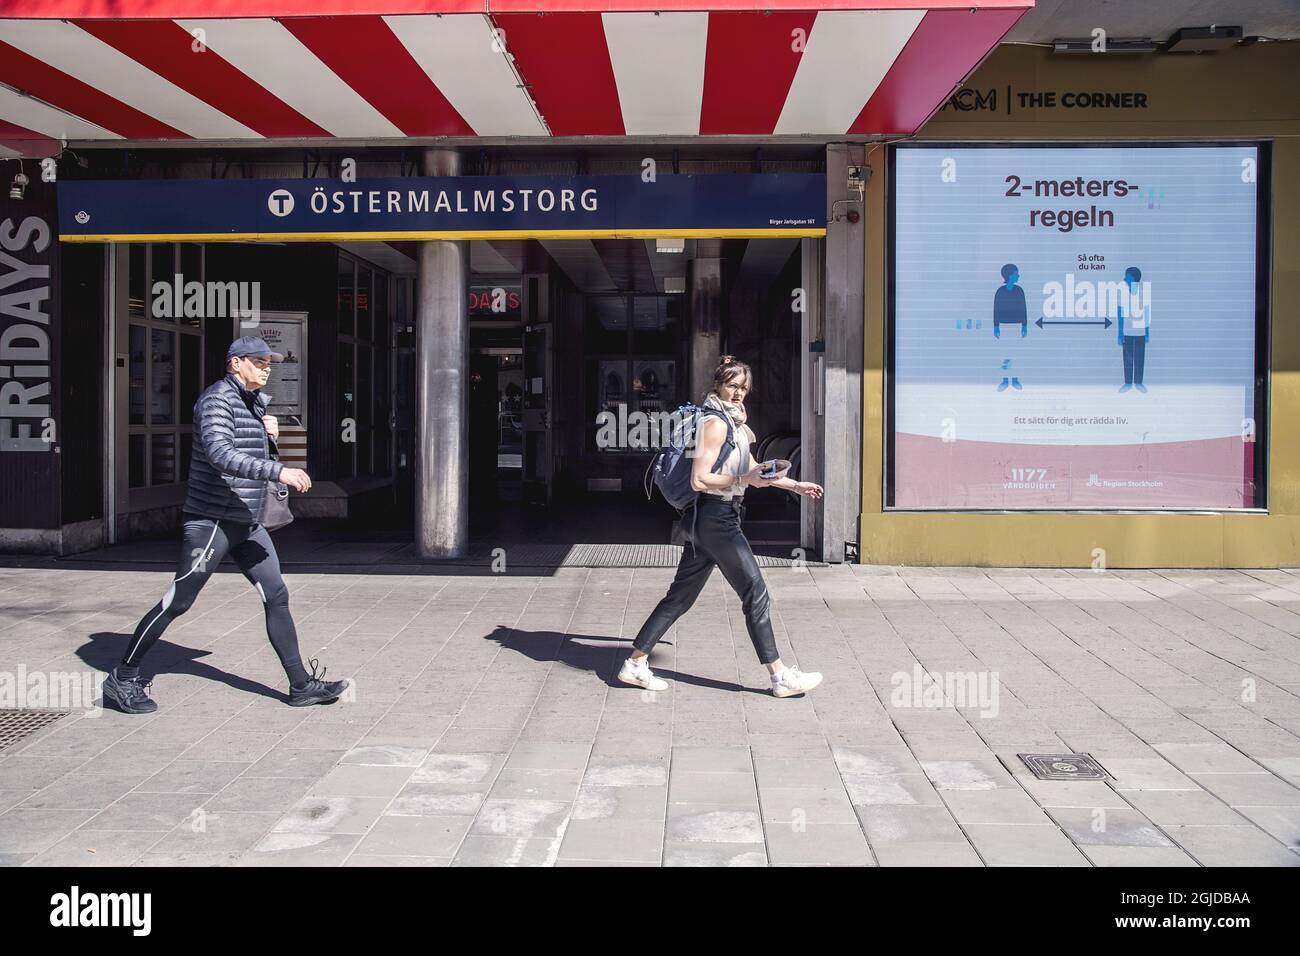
left=182, top=373, right=284, bottom=523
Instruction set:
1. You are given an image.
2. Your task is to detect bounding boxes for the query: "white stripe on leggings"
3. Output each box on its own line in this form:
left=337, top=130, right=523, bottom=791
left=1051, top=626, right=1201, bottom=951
left=124, top=521, right=220, bottom=662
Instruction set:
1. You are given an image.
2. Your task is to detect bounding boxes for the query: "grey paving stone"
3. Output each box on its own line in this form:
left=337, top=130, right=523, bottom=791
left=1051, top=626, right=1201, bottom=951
left=1152, top=742, right=1268, bottom=774
left=1232, top=805, right=1300, bottom=845
left=18, top=773, right=146, bottom=810
left=572, top=785, right=666, bottom=822
left=752, top=756, right=844, bottom=789
left=135, top=850, right=245, bottom=867
left=667, top=808, right=764, bottom=844
left=558, top=819, right=663, bottom=862
left=663, top=840, right=767, bottom=866
left=758, top=787, right=859, bottom=827
left=1121, top=789, right=1249, bottom=826
left=1047, top=807, right=1174, bottom=847
left=1079, top=845, right=1200, bottom=867
left=136, top=760, right=250, bottom=795
left=1163, top=825, right=1300, bottom=866
left=27, top=828, right=164, bottom=867
left=387, top=785, right=486, bottom=817
left=962, top=823, right=1090, bottom=866
left=669, top=771, right=760, bottom=807
left=0, top=809, right=97, bottom=853
left=86, top=792, right=208, bottom=832
left=274, top=796, right=390, bottom=835
left=1188, top=772, right=1300, bottom=807
left=206, top=776, right=315, bottom=813
left=859, top=836, right=979, bottom=867
left=145, top=810, right=280, bottom=855
left=765, top=823, right=875, bottom=866
left=503, top=742, right=592, bottom=772
left=181, top=730, right=282, bottom=763
left=411, top=752, right=504, bottom=787
left=921, top=758, right=1019, bottom=791
left=344, top=854, right=452, bottom=866
left=308, top=765, right=414, bottom=799
left=452, top=835, right=565, bottom=866
left=243, top=747, right=346, bottom=779
left=670, top=746, right=752, bottom=773
left=471, top=799, right=571, bottom=839
left=339, top=744, right=428, bottom=768
left=1103, top=758, right=1201, bottom=791
left=583, top=760, right=669, bottom=788
left=855, top=805, right=967, bottom=844
left=240, top=832, right=361, bottom=866
left=0, top=755, right=86, bottom=791
left=941, top=789, right=1055, bottom=826
left=352, top=814, right=474, bottom=857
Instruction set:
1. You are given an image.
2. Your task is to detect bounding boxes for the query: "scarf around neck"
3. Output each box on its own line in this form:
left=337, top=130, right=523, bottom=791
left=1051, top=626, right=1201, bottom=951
left=703, top=392, right=756, bottom=448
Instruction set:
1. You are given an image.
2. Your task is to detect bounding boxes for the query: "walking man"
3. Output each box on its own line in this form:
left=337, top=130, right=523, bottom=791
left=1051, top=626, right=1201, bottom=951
left=104, top=336, right=349, bottom=714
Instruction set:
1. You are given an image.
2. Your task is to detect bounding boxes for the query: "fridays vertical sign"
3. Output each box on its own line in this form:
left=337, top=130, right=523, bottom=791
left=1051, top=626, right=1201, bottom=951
left=1, top=178, right=55, bottom=453
left=0, top=174, right=59, bottom=530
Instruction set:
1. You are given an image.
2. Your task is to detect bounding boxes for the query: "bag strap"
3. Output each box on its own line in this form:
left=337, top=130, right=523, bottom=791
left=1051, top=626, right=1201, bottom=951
left=698, top=408, right=735, bottom=474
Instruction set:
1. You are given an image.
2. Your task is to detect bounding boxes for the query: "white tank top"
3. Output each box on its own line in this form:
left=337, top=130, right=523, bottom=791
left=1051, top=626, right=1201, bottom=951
left=702, top=429, right=751, bottom=500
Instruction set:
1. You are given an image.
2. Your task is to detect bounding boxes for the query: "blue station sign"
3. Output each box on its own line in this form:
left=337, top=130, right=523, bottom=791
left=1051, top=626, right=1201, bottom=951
left=58, top=174, right=826, bottom=242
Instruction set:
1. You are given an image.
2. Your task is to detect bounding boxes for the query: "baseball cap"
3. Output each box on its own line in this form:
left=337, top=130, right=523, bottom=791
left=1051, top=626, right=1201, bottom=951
left=226, top=335, right=283, bottom=363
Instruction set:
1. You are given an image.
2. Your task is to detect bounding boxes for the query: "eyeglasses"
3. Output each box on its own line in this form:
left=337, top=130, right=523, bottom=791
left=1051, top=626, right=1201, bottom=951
left=241, top=356, right=272, bottom=370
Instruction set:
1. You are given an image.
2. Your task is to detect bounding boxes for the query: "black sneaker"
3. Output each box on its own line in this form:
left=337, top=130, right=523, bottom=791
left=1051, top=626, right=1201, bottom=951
left=288, top=659, right=349, bottom=707
left=103, top=669, right=159, bottom=715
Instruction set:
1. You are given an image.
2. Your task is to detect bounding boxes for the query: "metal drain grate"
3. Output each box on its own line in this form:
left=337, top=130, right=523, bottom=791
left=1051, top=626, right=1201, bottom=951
left=1019, top=753, right=1110, bottom=781
left=0, top=709, right=69, bottom=752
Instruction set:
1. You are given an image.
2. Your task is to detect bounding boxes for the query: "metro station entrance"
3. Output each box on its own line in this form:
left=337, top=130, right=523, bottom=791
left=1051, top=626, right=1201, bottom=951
left=454, top=237, right=820, bottom=556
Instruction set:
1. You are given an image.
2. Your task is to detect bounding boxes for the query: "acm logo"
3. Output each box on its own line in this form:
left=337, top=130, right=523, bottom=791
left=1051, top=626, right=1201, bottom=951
left=941, top=88, right=998, bottom=112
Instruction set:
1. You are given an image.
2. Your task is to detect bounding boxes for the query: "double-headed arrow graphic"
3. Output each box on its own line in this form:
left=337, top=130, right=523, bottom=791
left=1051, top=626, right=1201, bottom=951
left=1034, top=317, right=1113, bottom=329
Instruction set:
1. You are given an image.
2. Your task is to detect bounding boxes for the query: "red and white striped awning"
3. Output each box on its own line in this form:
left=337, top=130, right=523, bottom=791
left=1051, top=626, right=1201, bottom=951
left=0, top=1, right=1030, bottom=157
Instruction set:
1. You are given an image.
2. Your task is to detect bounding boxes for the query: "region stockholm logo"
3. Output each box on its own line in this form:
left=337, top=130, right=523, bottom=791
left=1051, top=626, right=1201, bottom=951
left=268, top=189, right=295, bottom=217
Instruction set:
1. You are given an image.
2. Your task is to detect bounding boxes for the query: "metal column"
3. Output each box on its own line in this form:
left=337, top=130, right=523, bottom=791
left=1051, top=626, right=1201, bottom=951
left=414, top=148, right=469, bottom=558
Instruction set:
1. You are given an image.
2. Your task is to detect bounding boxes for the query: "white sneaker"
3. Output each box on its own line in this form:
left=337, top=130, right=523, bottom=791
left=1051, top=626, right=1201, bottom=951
left=771, top=666, right=823, bottom=698
left=618, top=656, right=669, bottom=691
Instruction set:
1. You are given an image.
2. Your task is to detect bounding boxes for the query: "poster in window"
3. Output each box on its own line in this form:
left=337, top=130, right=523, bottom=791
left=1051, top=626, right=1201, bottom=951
left=891, top=144, right=1263, bottom=510
left=258, top=315, right=306, bottom=420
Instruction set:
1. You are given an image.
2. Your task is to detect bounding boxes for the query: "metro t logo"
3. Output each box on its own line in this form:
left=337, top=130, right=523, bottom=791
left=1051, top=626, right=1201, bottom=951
left=267, top=189, right=294, bottom=217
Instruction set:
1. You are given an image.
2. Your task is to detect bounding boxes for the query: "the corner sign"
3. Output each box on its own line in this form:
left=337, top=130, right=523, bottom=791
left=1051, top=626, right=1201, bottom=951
left=58, top=174, right=826, bottom=242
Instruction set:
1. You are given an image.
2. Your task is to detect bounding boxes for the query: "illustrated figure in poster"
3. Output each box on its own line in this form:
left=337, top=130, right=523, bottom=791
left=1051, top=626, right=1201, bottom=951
left=993, top=263, right=1027, bottom=391
left=1117, top=266, right=1150, bottom=393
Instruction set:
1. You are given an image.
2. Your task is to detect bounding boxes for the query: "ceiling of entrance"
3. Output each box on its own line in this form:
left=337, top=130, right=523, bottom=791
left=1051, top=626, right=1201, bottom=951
left=341, top=236, right=798, bottom=297
left=0, top=1, right=1028, bottom=156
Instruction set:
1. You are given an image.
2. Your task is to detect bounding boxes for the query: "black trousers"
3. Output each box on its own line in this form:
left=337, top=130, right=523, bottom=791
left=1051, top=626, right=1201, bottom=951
left=121, top=517, right=308, bottom=684
left=634, top=495, right=779, bottom=664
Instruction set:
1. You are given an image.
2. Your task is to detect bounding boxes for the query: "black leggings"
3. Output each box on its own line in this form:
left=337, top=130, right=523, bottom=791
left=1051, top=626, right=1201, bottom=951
left=634, top=495, right=779, bottom=664
left=121, top=518, right=308, bottom=685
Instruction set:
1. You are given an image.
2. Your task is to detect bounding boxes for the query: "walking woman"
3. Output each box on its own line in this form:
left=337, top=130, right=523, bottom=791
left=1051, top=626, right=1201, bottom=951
left=620, top=356, right=825, bottom=697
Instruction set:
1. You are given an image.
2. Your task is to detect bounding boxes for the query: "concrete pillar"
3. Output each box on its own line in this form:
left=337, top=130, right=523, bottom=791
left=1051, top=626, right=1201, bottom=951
left=415, top=148, right=469, bottom=558
left=822, top=143, right=866, bottom=563
left=688, top=256, right=722, bottom=402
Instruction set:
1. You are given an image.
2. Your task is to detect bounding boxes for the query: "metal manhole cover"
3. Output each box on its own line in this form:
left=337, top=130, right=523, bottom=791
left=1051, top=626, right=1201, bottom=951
left=1019, top=753, right=1110, bottom=781
left=0, top=709, right=69, bottom=752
